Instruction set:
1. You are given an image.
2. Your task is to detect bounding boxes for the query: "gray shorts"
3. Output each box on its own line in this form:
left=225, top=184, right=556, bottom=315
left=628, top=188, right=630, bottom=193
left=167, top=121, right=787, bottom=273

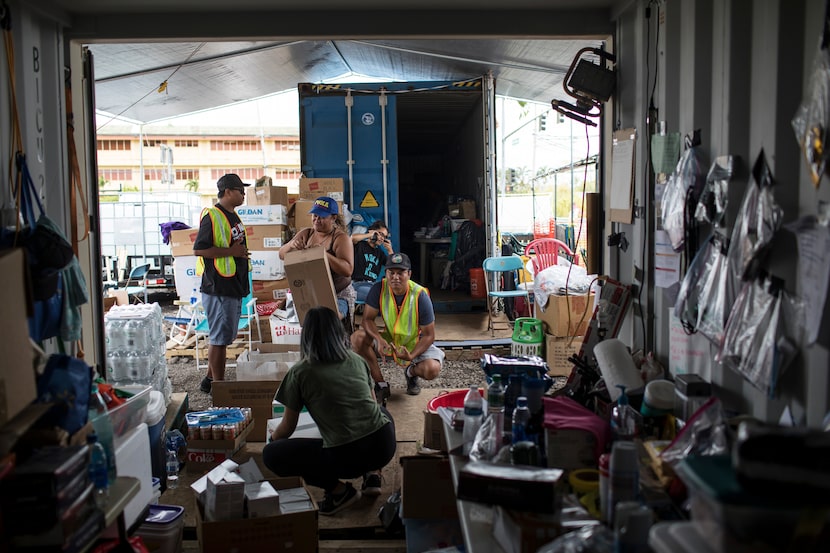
left=202, top=293, right=243, bottom=346
left=376, top=340, right=445, bottom=368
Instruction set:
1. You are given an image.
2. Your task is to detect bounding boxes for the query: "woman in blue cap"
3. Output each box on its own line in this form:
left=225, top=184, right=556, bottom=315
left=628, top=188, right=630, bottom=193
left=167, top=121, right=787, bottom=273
left=279, top=196, right=355, bottom=321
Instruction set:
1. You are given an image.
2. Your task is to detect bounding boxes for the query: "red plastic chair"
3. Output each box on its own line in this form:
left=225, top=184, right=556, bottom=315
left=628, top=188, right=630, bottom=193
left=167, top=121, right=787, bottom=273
left=524, top=238, right=578, bottom=274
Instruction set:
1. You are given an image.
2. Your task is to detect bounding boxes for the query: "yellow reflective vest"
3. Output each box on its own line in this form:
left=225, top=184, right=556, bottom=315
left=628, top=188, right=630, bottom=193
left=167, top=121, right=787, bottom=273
left=379, top=279, right=428, bottom=363
left=196, top=206, right=245, bottom=277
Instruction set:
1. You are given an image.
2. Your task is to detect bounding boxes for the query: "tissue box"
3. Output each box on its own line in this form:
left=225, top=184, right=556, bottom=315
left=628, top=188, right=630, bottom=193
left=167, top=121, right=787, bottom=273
left=245, top=482, right=280, bottom=518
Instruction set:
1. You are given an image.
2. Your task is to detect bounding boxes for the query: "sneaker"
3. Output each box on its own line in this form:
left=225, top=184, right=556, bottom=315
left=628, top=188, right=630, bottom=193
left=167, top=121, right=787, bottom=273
left=319, top=482, right=361, bottom=516
left=361, top=473, right=382, bottom=497
left=405, top=373, right=421, bottom=395
left=199, top=376, right=213, bottom=394
left=374, top=382, right=391, bottom=406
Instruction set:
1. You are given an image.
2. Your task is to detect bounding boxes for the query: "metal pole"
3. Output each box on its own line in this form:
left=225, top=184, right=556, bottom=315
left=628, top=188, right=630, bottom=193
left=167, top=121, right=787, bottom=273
left=138, top=125, right=148, bottom=302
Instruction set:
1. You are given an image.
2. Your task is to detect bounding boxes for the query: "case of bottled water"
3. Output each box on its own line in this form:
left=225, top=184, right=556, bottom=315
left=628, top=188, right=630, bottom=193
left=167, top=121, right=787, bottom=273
left=105, top=303, right=170, bottom=400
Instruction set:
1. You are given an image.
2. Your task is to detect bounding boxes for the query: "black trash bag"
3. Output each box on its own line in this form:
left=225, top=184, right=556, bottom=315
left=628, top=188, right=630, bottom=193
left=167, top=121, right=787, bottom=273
left=377, top=489, right=404, bottom=536
left=449, top=221, right=486, bottom=292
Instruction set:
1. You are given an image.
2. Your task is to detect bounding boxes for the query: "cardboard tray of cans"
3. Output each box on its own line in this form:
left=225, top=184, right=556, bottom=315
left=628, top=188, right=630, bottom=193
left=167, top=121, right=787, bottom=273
left=186, top=407, right=255, bottom=449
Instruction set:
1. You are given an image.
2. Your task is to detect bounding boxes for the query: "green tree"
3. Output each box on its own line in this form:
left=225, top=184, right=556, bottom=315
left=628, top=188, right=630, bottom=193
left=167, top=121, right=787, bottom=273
left=98, top=176, right=108, bottom=188
left=185, top=179, right=199, bottom=192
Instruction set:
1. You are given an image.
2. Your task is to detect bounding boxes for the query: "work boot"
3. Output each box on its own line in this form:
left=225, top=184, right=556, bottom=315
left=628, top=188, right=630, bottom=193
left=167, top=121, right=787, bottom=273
left=374, top=381, right=391, bottom=406
left=199, top=376, right=213, bottom=394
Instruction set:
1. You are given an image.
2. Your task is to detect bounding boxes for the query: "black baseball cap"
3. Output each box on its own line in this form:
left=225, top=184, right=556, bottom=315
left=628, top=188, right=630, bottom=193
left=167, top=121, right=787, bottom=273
left=386, top=252, right=412, bottom=271
left=217, top=173, right=251, bottom=192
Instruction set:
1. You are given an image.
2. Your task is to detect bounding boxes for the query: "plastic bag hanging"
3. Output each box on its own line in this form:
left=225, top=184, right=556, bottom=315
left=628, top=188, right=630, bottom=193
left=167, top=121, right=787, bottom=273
left=660, top=132, right=705, bottom=251
left=674, top=231, right=730, bottom=345
left=696, top=155, right=733, bottom=226
left=717, top=274, right=804, bottom=398
left=791, top=4, right=830, bottom=189
left=726, top=150, right=783, bottom=284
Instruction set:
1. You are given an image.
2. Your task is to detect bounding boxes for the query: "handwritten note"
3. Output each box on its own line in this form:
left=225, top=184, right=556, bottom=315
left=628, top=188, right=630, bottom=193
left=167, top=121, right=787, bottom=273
left=792, top=220, right=830, bottom=344
left=610, top=138, right=634, bottom=212
left=655, top=230, right=681, bottom=288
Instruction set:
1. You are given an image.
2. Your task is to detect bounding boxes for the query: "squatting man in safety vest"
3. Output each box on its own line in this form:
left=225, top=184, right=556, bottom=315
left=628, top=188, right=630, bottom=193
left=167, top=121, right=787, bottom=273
left=193, top=173, right=251, bottom=395
left=351, top=252, right=445, bottom=405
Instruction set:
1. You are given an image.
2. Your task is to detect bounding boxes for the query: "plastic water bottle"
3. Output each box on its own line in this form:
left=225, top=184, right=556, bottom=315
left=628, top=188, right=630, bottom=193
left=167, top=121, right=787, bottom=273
left=462, top=385, right=483, bottom=455
left=166, top=449, right=179, bottom=489
left=87, top=432, right=109, bottom=508
left=486, top=375, right=505, bottom=452
left=511, top=396, right=531, bottom=444
left=504, top=374, right=523, bottom=432
left=88, top=383, right=117, bottom=484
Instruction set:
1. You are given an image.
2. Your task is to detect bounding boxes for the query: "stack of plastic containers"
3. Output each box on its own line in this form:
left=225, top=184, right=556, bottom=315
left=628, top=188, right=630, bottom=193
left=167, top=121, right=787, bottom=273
left=105, top=303, right=171, bottom=401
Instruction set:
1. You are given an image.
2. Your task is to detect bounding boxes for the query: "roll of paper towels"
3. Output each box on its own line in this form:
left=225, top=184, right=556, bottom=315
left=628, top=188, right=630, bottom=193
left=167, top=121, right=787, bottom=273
left=593, top=339, right=643, bottom=402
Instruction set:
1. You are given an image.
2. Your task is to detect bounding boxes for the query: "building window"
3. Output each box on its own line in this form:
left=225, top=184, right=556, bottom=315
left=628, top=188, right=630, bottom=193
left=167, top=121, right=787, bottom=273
left=97, top=139, right=131, bottom=151
left=273, top=168, right=302, bottom=180
left=144, top=168, right=163, bottom=180
left=174, top=140, right=198, bottom=148
left=211, top=168, right=260, bottom=180
left=209, top=140, right=261, bottom=151
left=175, top=169, right=197, bottom=181
left=275, top=140, right=300, bottom=151
left=99, top=169, right=133, bottom=181
left=143, top=139, right=166, bottom=147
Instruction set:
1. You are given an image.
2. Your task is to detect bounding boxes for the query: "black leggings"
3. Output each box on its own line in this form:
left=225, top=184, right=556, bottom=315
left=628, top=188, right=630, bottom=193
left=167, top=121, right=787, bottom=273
left=262, top=407, right=396, bottom=493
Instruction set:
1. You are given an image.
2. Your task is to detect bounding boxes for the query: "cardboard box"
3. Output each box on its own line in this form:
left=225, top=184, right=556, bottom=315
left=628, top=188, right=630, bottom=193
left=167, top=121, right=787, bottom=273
left=235, top=204, right=288, bottom=226
left=173, top=255, right=200, bottom=301
left=448, top=199, right=476, bottom=219
left=245, top=224, right=286, bottom=250
left=290, top=199, right=343, bottom=230
left=169, top=228, right=199, bottom=257
left=400, top=455, right=458, bottom=520
left=266, top=411, right=320, bottom=443
left=252, top=279, right=288, bottom=303
left=545, top=334, right=583, bottom=376
left=423, top=410, right=449, bottom=452
left=283, top=247, right=338, bottom=324
left=186, top=422, right=254, bottom=473
left=269, top=315, right=302, bottom=344
left=250, top=250, right=285, bottom=281
left=196, top=477, right=317, bottom=553
left=298, top=177, right=344, bottom=201
left=212, top=380, right=282, bottom=443
left=236, top=345, right=299, bottom=381
left=536, top=293, right=594, bottom=337
left=0, top=249, right=37, bottom=425
left=103, top=295, right=117, bottom=312
left=248, top=185, right=288, bottom=207
left=457, top=462, right=564, bottom=514
left=244, top=481, right=280, bottom=518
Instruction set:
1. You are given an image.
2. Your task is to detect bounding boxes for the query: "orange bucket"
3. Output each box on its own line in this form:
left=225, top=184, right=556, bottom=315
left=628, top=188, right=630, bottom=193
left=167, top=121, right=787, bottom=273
left=469, top=268, right=486, bottom=298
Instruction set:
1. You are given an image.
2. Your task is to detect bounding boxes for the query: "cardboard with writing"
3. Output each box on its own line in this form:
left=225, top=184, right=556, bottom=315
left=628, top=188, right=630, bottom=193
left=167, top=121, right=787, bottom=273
left=0, top=249, right=36, bottom=425
left=245, top=224, right=286, bottom=250
left=212, top=379, right=283, bottom=443
left=545, top=334, right=583, bottom=376
left=283, top=247, right=338, bottom=324
left=290, top=199, right=343, bottom=230
left=298, top=177, right=344, bottom=201
left=252, top=279, right=288, bottom=303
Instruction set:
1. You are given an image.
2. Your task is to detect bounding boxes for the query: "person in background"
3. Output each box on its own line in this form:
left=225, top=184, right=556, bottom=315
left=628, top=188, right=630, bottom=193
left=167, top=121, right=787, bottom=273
left=263, top=307, right=396, bottom=515
left=351, top=220, right=393, bottom=303
left=351, top=252, right=444, bottom=402
left=279, top=196, right=355, bottom=321
left=192, top=173, right=251, bottom=394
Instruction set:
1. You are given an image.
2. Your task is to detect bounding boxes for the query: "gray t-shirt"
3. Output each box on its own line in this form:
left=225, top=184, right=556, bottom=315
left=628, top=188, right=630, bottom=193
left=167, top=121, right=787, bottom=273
left=276, top=351, right=389, bottom=448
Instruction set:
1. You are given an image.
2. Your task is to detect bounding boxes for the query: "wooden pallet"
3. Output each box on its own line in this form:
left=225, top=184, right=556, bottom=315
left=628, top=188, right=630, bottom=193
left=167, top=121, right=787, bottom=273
left=165, top=339, right=249, bottom=359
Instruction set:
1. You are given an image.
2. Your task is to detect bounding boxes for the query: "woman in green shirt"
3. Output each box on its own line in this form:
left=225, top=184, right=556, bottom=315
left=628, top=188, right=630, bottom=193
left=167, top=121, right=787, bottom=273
left=263, top=306, right=396, bottom=515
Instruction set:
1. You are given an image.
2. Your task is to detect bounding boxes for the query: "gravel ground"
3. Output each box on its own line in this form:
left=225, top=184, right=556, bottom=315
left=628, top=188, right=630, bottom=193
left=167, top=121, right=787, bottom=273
left=161, top=302, right=493, bottom=413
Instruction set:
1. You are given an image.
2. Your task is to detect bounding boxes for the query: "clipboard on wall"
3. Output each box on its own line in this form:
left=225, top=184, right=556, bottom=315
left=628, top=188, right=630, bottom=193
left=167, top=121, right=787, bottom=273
left=610, top=128, right=637, bottom=223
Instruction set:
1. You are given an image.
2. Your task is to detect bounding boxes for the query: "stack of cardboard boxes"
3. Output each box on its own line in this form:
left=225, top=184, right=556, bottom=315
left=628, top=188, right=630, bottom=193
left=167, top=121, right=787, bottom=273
left=536, top=292, right=595, bottom=377
left=288, top=177, right=345, bottom=230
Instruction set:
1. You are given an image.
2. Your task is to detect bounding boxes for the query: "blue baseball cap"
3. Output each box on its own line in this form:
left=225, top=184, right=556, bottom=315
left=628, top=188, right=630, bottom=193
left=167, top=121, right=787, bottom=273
left=309, top=196, right=339, bottom=216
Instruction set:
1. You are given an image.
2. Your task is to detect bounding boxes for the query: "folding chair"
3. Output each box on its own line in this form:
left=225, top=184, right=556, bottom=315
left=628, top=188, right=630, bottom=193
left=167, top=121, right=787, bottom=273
left=194, top=291, right=262, bottom=372
left=124, top=263, right=151, bottom=304
left=165, top=299, right=203, bottom=346
left=482, top=255, right=532, bottom=336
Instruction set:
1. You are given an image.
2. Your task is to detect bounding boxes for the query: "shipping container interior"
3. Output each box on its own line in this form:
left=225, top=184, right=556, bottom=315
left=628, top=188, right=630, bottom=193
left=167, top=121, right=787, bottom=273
left=300, top=82, right=488, bottom=312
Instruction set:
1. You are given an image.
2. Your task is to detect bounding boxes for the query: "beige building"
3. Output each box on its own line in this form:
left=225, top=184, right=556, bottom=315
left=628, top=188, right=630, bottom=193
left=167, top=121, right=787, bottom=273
left=96, top=124, right=301, bottom=205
